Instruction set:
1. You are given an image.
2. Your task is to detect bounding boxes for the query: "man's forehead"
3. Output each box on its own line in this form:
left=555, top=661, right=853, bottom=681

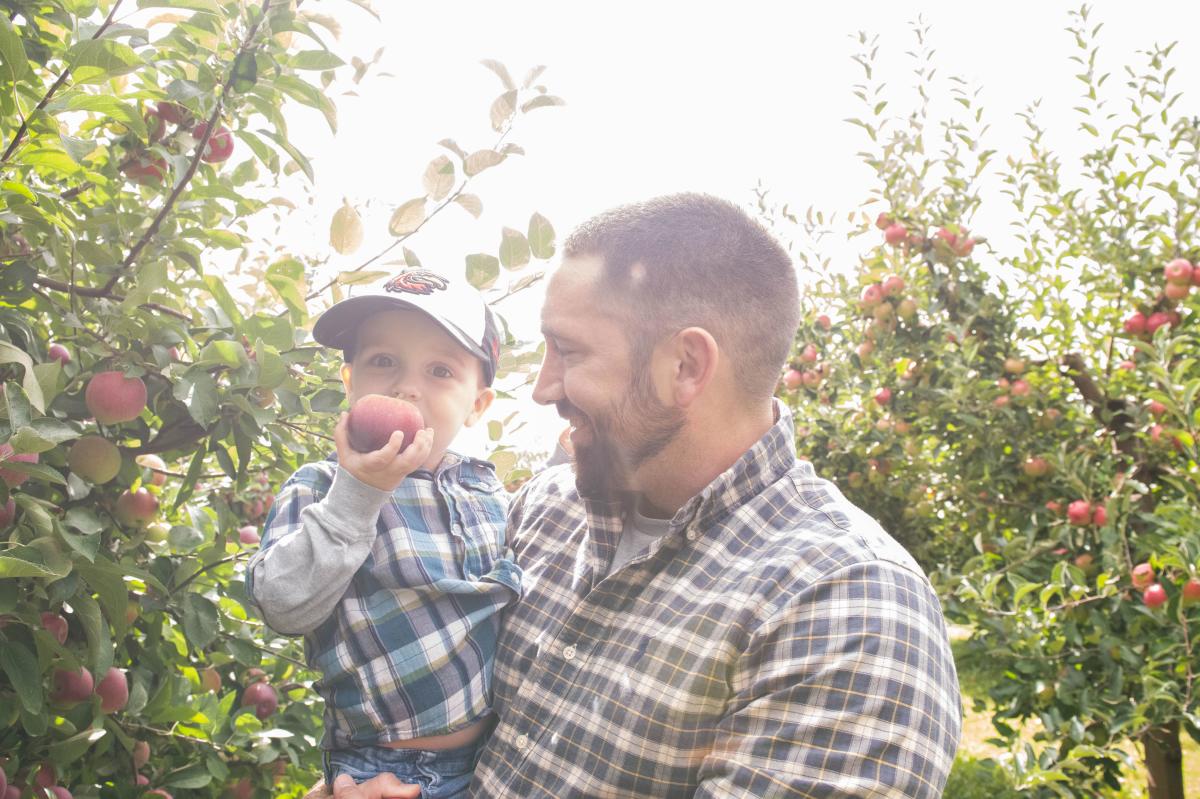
left=542, top=256, right=614, bottom=329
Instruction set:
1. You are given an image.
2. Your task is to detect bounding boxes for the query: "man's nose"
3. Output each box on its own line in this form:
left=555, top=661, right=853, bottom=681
left=531, top=351, right=562, bottom=407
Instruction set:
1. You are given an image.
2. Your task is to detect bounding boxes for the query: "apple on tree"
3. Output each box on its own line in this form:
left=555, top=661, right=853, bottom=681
left=884, top=223, right=907, bottom=246
left=192, top=122, right=235, bottom=163
left=0, top=443, right=39, bottom=487
left=240, top=680, right=278, bottom=720
left=1143, top=583, right=1168, bottom=608
left=47, top=343, right=70, bottom=365
left=1131, top=562, right=1155, bottom=590
left=68, top=435, right=122, bottom=484
left=116, top=488, right=158, bottom=528
left=50, top=667, right=93, bottom=705
left=84, top=371, right=147, bottom=424
left=40, top=612, right=68, bottom=645
left=96, top=667, right=129, bottom=713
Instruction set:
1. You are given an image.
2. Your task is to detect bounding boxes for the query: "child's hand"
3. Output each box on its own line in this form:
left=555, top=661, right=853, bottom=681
left=334, top=412, right=434, bottom=492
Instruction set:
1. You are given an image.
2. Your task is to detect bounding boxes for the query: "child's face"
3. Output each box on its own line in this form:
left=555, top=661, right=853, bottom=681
left=341, top=310, right=494, bottom=470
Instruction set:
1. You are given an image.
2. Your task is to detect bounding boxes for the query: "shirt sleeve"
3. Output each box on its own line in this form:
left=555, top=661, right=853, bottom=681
left=693, top=559, right=962, bottom=798
left=245, top=464, right=391, bottom=636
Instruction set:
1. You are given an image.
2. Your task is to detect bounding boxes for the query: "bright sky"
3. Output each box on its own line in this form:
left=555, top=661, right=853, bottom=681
left=260, top=0, right=1200, bottom=459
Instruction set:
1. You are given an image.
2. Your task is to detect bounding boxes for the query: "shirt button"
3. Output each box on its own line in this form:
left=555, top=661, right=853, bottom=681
left=686, top=528, right=699, bottom=541
left=514, top=733, right=529, bottom=751
left=562, top=645, right=577, bottom=661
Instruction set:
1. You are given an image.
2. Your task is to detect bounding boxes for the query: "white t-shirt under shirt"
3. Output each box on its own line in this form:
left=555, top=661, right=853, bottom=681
left=611, top=504, right=673, bottom=573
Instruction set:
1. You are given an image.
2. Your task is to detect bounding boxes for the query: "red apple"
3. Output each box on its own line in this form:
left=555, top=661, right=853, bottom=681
left=40, top=612, right=68, bottom=645
left=136, top=453, right=167, bottom=486
left=1073, top=553, right=1094, bottom=570
left=133, top=740, right=151, bottom=769
left=1066, top=500, right=1092, bottom=526
left=782, top=369, right=803, bottom=391
left=121, top=156, right=168, bottom=185
left=799, top=343, right=818, bottom=363
left=47, top=343, right=71, bottom=365
left=116, top=488, right=158, bottom=527
left=144, top=110, right=166, bottom=141
left=1045, top=500, right=1062, bottom=514
left=68, top=435, right=122, bottom=484
left=884, top=223, right=907, bottom=246
left=1010, top=379, right=1032, bottom=397
left=859, top=284, right=884, bottom=309
left=815, top=314, right=832, bottom=331
left=0, top=443, right=38, bottom=487
left=227, top=777, right=254, bottom=799
left=1164, top=281, right=1191, bottom=301
left=992, top=395, right=1010, bottom=408
left=238, top=526, right=260, bottom=545
left=1022, top=457, right=1051, bottom=477
left=200, top=667, right=222, bottom=693
left=1143, top=583, right=1168, bottom=608
left=1182, top=578, right=1200, bottom=604
left=1148, top=400, right=1167, bottom=417
left=800, top=370, right=822, bottom=390
left=346, top=395, right=425, bottom=453
left=1164, top=257, right=1193, bottom=285
left=1146, top=311, right=1172, bottom=335
left=873, top=387, right=892, bottom=406
left=874, top=212, right=892, bottom=230
left=881, top=275, right=905, bottom=297
left=50, top=666, right=94, bottom=704
left=136, top=774, right=150, bottom=787
left=1118, top=359, right=1136, bottom=371
left=1091, top=506, right=1108, bottom=526
left=34, top=763, right=55, bottom=789
left=193, top=123, right=234, bottom=163
left=85, top=371, right=147, bottom=424
left=1131, top=562, right=1155, bottom=590
left=1123, top=312, right=1147, bottom=335
left=155, top=102, right=190, bottom=125
left=241, top=681, right=278, bottom=719
left=96, top=666, right=129, bottom=713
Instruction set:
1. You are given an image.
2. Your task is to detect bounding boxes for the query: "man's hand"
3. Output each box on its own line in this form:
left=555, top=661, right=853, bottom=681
left=334, top=412, right=434, bottom=492
left=304, top=774, right=421, bottom=799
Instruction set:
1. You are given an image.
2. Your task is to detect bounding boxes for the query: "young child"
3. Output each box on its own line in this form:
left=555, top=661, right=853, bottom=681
left=246, top=269, right=521, bottom=799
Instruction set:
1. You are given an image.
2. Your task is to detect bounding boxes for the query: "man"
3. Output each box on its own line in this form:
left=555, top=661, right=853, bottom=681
left=328, top=193, right=962, bottom=798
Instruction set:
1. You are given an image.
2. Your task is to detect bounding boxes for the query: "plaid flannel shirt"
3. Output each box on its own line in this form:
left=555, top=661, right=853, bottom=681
left=248, top=452, right=522, bottom=748
left=471, top=402, right=961, bottom=797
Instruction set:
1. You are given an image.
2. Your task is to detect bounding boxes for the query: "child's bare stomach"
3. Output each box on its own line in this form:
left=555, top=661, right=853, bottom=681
left=380, top=717, right=489, bottom=751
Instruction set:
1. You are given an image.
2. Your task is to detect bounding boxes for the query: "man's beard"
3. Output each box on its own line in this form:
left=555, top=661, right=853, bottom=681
left=562, top=373, right=685, bottom=501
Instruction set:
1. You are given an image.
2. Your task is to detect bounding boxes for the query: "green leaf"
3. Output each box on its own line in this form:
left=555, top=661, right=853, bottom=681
left=290, top=50, right=345, bottom=70
left=310, top=388, right=346, bottom=414
left=47, top=729, right=106, bottom=767
left=0, top=460, right=66, bottom=485
left=0, top=342, right=45, bottom=413
left=465, top=253, right=500, bottom=290
left=182, top=373, right=220, bottom=427
left=498, top=228, right=530, bottom=270
left=197, top=340, right=247, bottom=369
left=76, top=558, right=132, bottom=640
left=181, top=593, right=219, bottom=650
left=4, top=378, right=32, bottom=429
left=203, top=274, right=245, bottom=325
left=0, top=640, right=42, bottom=714
left=527, top=213, right=556, bottom=259
left=0, top=16, right=29, bottom=85
left=0, top=544, right=70, bottom=579
left=73, top=593, right=113, bottom=677
left=165, top=765, right=214, bottom=789
left=266, top=258, right=308, bottom=320
left=51, top=93, right=145, bottom=138
left=65, top=39, right=143, bottom=84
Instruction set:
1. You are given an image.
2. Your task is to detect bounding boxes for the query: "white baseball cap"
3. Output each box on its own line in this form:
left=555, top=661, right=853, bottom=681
left=313, top=269, right=501, bottom=385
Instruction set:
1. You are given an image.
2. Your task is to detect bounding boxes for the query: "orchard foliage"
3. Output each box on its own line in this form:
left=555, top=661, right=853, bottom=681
left=0, top=1, right=558, bottom=797
left=769, top=8, right=1200, bottom=797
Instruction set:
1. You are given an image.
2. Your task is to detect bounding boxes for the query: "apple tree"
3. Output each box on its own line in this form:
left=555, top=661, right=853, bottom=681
left=768, top=9, right=1200, bottom=798
left=0, top=2, right=558, bottom=797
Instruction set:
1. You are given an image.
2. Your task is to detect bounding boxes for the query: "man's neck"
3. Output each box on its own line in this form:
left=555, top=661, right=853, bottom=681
left=634, top=398, right=777, bottom=517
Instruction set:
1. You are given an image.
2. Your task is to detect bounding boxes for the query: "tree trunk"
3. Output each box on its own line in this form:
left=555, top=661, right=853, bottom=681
left=1143, top=720, right=1185, bottom=799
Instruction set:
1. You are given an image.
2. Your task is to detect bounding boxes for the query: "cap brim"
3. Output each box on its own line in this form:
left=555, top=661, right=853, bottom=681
left=313, top=295, right=490, bottom=366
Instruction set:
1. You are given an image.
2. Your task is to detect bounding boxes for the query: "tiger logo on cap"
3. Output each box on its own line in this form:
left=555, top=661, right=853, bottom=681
left=384, top=270, right=449, bottom=296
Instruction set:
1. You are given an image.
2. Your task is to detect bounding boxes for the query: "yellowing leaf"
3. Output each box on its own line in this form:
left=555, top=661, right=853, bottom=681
left=490, top=90, right=517, bottom=132
left=329, top=200, right=363, bottom=254
left=455, top=193, right=483, bottom=218
left=389, top=197, right=427, bottom=236
left=422, top=155, right=455, bottom=201
left=464, top=150, right=505, bottom=177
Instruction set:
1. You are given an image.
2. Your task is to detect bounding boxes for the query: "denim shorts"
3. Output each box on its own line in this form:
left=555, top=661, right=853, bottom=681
left=322, top=740, right=479, bottom=799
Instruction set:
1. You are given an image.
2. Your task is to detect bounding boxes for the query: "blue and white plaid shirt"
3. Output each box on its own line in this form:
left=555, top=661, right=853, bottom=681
left=248, top=452, right=521, bottom=748
left=471, top=402, right=961, bottom=797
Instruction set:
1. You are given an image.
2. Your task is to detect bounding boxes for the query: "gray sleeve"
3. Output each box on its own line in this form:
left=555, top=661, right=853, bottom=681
left=246, top=466, right=391, bottom=635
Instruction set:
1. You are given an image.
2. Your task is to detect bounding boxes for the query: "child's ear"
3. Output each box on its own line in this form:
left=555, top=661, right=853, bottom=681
left=464, top=387, right=495, bottom=427
left=340, top=363, right=353, bottom=394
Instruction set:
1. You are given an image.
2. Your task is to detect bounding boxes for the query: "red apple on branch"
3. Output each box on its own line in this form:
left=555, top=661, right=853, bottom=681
left=884, top=223, right=907, bottom=246
left=0, top=444, right=38, bottom=487
left=193, top=123, right=235, bottom=163
left=1131, top=562, right=1155, bottom=590
left=1143, top=583, right=1168, bottom=608
left=50, top=667, right=94, bottom=705
left=116, top=488, right=158, bottom=527
left=1123, top=312, right=1147, bottom=335
left=85, top=371, right=147, bottom=424
left=96, top=667, right=129, bottom=713
left=1066, top=500, right=1092, bottom=525
left=241, top=681, right=278, bottom=720
left=1182, top=578, right=1200, bottom=605
left=40, top=612, right=68, bottom=645
left=1164, top=257, right=1193, bottom=284
left=47, top=343, right=70, bottom=365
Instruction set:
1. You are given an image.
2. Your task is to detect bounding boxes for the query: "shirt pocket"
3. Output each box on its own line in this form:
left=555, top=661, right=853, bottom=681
left=450, top=478, right=509, bottom=578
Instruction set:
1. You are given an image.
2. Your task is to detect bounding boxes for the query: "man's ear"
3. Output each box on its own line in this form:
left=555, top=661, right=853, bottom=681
left=668, top=327, right=719, bottom=408
left=340, top=363, right=353, bottom=394
left=464, top=387, right=496, bottom=427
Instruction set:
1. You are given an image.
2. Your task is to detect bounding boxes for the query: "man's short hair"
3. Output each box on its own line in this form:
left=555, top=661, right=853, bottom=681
left=563, top=193, right=800, bottom=400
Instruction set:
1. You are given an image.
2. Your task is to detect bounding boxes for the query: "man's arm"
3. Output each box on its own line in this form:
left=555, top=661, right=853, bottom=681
left=694, top=560, right=962, bottom=798
left=245, top=464, right=390, bottom=635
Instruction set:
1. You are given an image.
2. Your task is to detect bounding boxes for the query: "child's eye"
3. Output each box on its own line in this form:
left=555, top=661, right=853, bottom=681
left=430, top=365, right=453, bottom=379
left=368, top=354, right=394, bottom=368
